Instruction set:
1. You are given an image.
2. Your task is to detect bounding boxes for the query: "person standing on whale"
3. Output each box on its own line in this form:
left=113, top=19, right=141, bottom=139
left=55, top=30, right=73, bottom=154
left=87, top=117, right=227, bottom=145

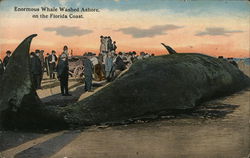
left=107, top=36, right=113, bottom=52
left=100, top=36, right=106, bottom=54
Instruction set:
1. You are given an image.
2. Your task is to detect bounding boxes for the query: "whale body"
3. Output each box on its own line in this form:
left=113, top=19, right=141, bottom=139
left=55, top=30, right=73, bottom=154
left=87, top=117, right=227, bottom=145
left=0, top=35, right=249, bottom=129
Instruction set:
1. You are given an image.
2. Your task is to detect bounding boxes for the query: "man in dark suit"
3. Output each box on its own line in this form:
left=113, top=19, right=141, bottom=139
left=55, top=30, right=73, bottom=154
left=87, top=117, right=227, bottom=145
left=44, top=53, right=50, bottom=76
left=37, top=50, right=45, bottom=87
left=48, top=50, right=58, bottom=79
left=3, top=50, right=11, bottom=70
left=107, top=36, right=113, bottom=52
left=83, top=54, right=94, bottom=92
left=57, top=54, right=71, bottom=96
left=30, top=52, right=42, bottom=89
left=115, top=52, right=126, bottom=71
left=112, top=41, right=117, bottom=52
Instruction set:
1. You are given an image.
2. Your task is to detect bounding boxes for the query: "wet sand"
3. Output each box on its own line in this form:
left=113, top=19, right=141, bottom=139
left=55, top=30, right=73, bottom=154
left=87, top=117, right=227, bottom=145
left=0, top=64, right=249, bottom=158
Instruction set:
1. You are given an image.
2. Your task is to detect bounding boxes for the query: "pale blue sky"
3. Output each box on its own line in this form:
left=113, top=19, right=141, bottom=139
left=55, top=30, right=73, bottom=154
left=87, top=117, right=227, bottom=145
left=0, top=0, right=249, bottom=17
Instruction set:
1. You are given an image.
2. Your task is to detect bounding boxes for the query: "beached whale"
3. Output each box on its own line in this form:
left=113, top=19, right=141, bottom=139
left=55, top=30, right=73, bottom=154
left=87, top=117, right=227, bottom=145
left=0, top=34, right=249, bottom=129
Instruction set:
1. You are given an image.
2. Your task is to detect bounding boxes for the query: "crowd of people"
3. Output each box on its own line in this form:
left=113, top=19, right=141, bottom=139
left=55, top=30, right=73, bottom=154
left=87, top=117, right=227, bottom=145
left=100, top=36, right=117, bottom=53
left=0, top=36, right=155, bottom=96
left=28, top=45, right=72, bottom=95
left=1, top=39, right=241, bottom=98
left=218, top=56, right=239, bottom=68
left=81, top=36, right=155, bottom=92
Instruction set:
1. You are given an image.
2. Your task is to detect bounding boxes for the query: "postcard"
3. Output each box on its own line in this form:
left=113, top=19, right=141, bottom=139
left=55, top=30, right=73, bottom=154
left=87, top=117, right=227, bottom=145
left=0, top=0, right=249, bottom=158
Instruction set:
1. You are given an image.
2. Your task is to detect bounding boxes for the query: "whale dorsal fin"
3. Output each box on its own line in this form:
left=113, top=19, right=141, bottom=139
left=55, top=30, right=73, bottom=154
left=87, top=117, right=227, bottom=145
left=161, top=43, right=177, bottom=54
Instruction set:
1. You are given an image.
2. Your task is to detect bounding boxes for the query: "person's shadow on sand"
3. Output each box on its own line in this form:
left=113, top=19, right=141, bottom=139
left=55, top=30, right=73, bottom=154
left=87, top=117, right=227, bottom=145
left=42, top=82, right=105, bottom=106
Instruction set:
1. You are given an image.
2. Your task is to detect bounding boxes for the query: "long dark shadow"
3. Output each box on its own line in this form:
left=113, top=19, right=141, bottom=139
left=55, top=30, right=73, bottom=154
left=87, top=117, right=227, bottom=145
left=41, top=81, right=105, bottom=106
left=0, top=131, right=44, bottom=152
left=14, top=131, right=80, bottom=158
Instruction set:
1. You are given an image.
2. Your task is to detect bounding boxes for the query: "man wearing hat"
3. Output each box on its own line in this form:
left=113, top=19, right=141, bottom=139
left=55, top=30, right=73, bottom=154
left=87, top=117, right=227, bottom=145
left=83, top=53, right=94, bottom=92
left=57, top=53, right=71, bottom=96
left=62, top=45, right=69, bottom=57
left=35, top=49, right=43, bottom=88
left=89, top=53, right=100, bottom=80
left=44, top=53, right=50, bottom=76
left=3, top=50, right=11, bottom=70
left=105, top=52, right=114, bottom=81
left=100, top=36, right=106, bottom=54
left=107, top=36, right=113, bottom=52
left=30, top=52, right=42, bottom=89
left=39, top=50, right=45, bottom=81
left=48, top=50, right=58, bottom=79
left=112, top=41, right=117, bottom=53
left=115, top=52, right=126, bottom=71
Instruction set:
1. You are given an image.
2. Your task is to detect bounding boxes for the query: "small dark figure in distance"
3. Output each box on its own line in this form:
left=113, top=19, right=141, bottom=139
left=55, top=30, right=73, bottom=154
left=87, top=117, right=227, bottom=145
left=228, top=57, right=238, bottom=68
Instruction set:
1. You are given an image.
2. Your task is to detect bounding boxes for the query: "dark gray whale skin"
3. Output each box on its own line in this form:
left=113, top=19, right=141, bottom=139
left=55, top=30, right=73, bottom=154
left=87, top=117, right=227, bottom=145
left=0, top=35, right=249, bottom=129
left=0, top=34, right=65, bottom=129
left=63, top=53, right=250, bottom=126
left=0, top=34, right=38, bottom=112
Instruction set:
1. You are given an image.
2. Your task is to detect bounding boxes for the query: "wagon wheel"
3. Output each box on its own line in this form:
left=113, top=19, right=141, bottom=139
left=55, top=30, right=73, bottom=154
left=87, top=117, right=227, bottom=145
left=73, top=65, right=84, bottom=78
